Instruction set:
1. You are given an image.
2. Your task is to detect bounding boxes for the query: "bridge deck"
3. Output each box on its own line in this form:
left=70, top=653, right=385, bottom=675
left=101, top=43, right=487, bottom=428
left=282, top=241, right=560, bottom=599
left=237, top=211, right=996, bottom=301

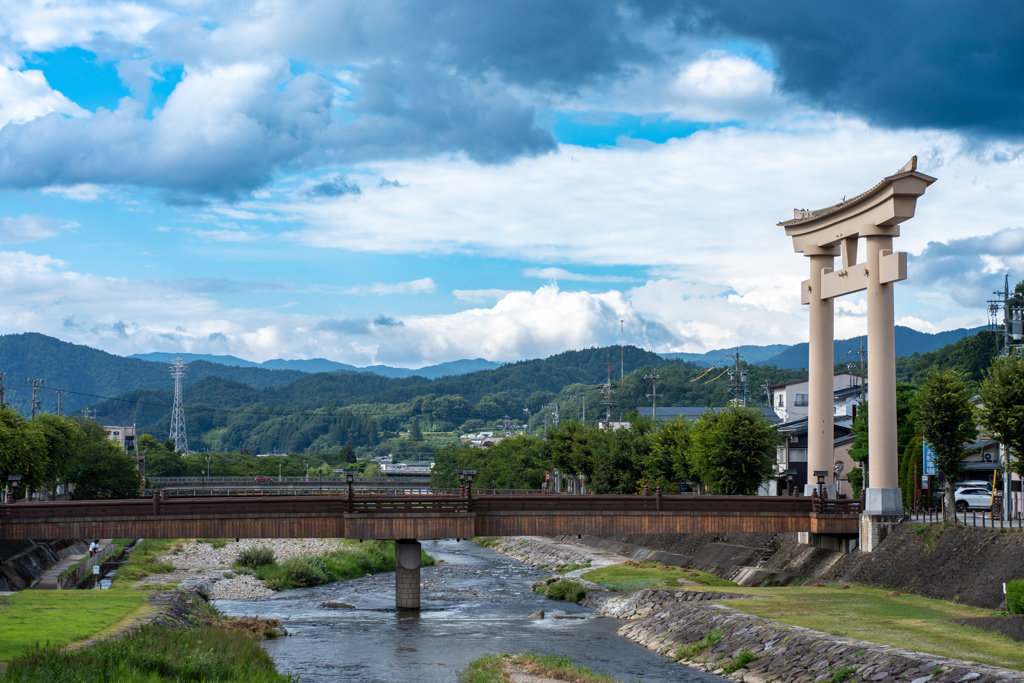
left=0, top=494, right=861, bottom=539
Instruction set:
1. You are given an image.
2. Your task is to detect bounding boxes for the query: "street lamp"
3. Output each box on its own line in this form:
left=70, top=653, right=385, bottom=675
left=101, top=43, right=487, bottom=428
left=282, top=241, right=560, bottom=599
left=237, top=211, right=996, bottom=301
left=7, top=474, right=22, bottom=504
left=782, top=469, right=796, bottom=496
left=813, top=470, right=828, bottom=499
left=205, top=456, right=211, bottom=493
left=457, top=468, right=477, bottom=510
left=343, top=469, right=357, bottom=512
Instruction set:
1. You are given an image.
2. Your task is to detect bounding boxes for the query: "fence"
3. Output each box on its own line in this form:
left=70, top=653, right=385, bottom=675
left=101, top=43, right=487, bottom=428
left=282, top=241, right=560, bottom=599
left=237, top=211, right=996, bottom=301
left=57, top=543, right=118, bottom=589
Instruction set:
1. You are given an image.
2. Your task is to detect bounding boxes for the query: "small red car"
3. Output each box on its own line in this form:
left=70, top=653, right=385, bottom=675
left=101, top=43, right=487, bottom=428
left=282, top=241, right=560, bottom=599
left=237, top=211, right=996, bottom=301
left=254, top=475, right=274, bottom=484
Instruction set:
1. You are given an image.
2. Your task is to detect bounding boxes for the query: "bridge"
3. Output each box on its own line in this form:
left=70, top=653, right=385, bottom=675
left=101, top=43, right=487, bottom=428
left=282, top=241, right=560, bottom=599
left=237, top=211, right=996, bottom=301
left=1, top=492, right=860, bottom=609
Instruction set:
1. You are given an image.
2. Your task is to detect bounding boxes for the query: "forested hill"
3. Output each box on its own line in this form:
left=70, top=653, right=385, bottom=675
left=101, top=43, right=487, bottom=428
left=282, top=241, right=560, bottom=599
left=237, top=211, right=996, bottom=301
left=0, top=333, right=307, bottom=416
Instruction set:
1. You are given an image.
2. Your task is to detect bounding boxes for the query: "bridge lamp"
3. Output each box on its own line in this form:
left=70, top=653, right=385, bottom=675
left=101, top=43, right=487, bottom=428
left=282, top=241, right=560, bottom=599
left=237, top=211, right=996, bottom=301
left=343, top=469, right=357, bottom=502
left=813, top=470, right=829, bottom=499
left=782, top=469, right=796, bottom=496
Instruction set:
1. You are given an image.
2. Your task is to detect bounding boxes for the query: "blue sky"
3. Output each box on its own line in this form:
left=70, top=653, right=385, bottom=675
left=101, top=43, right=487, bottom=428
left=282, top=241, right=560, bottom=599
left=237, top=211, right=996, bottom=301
left=1, top=1, right=1023, bottom=367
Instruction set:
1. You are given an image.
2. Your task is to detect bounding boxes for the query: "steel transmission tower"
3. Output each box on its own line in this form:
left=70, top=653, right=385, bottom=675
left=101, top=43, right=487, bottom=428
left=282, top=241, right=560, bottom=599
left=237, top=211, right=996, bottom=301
left=169, top=358, right=188, bottom=454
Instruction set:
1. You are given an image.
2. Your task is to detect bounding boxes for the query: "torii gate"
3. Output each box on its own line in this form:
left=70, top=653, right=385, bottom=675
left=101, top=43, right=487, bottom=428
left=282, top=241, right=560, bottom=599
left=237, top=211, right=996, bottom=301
left=779, top=158, right=935, bottom=516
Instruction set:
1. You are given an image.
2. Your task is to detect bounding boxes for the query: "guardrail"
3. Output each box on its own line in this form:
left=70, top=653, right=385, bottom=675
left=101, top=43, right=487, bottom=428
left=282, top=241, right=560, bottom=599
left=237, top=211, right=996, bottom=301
left=57, top=543, right=118, bottom=589
left=147, top=475, right=431, bottom=485
left=142, top=486, right=542, bottom=498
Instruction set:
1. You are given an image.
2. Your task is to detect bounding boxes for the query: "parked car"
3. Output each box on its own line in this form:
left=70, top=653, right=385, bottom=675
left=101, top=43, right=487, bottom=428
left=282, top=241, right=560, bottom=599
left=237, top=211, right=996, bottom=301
left=955, top=480, right=992, bottom=491
left=954, top=487, right=993, bottom=512
left=254, top=475, right=274, bottom=484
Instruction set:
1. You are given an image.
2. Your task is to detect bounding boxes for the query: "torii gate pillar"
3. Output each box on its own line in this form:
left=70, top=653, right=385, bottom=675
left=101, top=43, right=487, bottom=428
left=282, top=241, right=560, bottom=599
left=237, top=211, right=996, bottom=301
left=779, top=158, right=935, bottom=516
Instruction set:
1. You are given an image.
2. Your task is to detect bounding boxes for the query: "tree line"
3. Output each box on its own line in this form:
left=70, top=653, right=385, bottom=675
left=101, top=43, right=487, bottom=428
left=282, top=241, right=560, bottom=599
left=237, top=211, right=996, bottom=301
left=433, top=406, right=781, bottom=495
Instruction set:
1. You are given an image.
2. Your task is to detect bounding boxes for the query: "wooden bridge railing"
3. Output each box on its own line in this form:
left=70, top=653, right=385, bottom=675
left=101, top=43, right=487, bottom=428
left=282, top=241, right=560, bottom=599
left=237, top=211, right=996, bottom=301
left=0, top=493, right=863, bottom=520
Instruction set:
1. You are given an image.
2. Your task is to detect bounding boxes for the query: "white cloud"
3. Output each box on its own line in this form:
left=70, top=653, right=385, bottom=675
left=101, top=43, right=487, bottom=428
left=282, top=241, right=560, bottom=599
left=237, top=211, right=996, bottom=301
left=0, top=215, right=76, bottom=243
left=0, top=0, right=170, bottom=52
left=452, top=288, right=513, bottom=303
left=523, top=267, right=637, bottom=283
left=0, top=66, right=87, bottom=127
left=40, top=183, right=106, bottom=201
left=342, top=278, right=437, bottom=296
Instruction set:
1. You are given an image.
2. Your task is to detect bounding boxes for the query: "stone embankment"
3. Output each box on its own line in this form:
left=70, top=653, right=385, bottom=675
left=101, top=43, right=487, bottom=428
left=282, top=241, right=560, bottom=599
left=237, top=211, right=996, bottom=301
left=0, top=539, right=90, bottom=591
left=486, top=536, right=1024, bottom=683
left=584, top=589, right=1024, bottom=683
left=148, top=538, right=340, bottom=600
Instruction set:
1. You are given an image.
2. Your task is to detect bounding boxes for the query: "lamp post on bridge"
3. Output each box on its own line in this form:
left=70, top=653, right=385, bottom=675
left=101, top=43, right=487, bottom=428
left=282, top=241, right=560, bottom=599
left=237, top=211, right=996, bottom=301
left=343, top=469, right=357, bottom=513
left=783, top=469, right=796, bottom=497
left=457, top=468, right=477, bottom=510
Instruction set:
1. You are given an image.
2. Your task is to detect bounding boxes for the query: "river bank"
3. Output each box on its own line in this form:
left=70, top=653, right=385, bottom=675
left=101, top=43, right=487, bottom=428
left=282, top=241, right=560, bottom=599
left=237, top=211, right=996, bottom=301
left=489, top=536, right=1024, bottom=683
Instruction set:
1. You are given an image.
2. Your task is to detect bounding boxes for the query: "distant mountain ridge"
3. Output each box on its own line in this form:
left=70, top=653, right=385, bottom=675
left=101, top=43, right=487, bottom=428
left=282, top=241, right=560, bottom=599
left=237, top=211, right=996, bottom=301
left=659, top=325, right=987, bottom=369
left=128, top=352, right=502, bottom=379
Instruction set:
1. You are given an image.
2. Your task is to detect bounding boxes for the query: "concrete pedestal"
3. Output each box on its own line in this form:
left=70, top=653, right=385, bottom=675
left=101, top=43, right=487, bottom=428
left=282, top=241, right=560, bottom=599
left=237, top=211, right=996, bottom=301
left=865, top=487, right=903, bottom=516
left=859, top=514, right=904, bottom=553
left=395, top=539, right=421, bottom=610
left=802, top=484, right=837, bottom=498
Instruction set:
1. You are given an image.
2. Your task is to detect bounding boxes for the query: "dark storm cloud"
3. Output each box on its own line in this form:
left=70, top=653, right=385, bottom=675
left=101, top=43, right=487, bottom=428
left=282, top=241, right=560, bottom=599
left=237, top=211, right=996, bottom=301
left=911, top=227, right=1024, bottom=306
left=307, top=176, right=362, bottom=198
left=634, top=0, right=1024, bottom=138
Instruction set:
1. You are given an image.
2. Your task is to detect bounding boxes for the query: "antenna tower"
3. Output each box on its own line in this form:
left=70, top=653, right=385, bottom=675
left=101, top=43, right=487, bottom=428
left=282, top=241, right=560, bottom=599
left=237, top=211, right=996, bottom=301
left=56, top=390, right=66, bottom=416
left=169, top=357, right=188, bottom=454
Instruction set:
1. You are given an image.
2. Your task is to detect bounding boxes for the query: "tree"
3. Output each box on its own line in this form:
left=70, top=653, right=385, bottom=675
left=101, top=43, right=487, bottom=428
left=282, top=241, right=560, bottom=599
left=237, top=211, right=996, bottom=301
left=0, top=406, right=44, bottom=499
left=977, top=354, right=1024, bottom=479
left=912, top=370, right=977, bottom=518
left=649, top=417, right=695, bottom=489
left=72, top=420, right=142, bottom=499
left=689, top=406, right=780, bottom=495
left=408, top=419, right=423, bottom=441
left=30, top=414, right=83, bottom=495
left=899, top=435, right=924, bottom=510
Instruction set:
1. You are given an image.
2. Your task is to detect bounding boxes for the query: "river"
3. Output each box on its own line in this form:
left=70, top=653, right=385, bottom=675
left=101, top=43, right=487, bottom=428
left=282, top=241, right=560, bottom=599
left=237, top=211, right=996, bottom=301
left=216, top=539, right=726, bottom=682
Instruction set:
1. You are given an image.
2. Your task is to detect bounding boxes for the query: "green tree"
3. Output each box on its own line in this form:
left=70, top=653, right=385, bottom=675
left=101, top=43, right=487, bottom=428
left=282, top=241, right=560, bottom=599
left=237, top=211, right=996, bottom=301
left=976, top=354, right=1024, bottom=479
left=688, top=406, right=780, bottom=495
left=548, top=421, right=599, bottom=479
left=648, top=417, right=695, bottom=490
left=72, top=420, right=142, bottom=499
left=899, top=435, right=924, bottom=509
left=912, top=370, right=977, bottom=517
left=0, top=406, right=44, bottom=499
left=408, top=419, right=423, bottom=441
left=29, top=413, right=82, bottom=495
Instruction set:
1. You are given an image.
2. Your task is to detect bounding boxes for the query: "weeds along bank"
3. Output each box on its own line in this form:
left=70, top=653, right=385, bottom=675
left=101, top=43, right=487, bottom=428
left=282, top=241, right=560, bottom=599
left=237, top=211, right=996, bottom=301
left=583, top=589, right=1024, bottom=683
left=484, top=536, right=1024, bottom=683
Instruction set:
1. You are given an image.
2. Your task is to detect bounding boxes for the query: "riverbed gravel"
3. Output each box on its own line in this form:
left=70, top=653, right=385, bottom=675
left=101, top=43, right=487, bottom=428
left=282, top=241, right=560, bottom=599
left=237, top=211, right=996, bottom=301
left=142, top=538, right=347, bottom=600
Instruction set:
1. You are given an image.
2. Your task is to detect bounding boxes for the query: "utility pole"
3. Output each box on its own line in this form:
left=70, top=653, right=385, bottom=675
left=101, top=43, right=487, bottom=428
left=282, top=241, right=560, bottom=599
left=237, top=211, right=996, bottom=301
left=644, top=373, right=660, bottom=422
left=81, top=407, right=97, bottom=421
left=502, top=415, right=513, bottom=437
left=28, top=378, right=44, bottom=418
left=56, top=390, right=65, bottom=416
left=602, top=362, right=617, bottom=427
left=988, top=275, right=1022, bottom=356
left=0, top=371, right=6, bottom=406
left=726, top=350, right=747, bottom=406
left=620, top=320, right=625, bottom=387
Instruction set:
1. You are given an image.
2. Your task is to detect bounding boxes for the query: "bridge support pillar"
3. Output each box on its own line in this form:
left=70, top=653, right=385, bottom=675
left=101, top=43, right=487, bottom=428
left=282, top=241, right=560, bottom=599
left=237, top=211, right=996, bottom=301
left=395, top=539, right=421, bottom=610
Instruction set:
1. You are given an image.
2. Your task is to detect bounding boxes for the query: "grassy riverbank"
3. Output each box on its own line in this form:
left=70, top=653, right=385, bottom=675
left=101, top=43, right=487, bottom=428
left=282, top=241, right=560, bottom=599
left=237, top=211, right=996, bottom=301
left=0, top=591, right=154, bottom=663
left=581, top=561, right=735, bottom=590
left=460, top=653, right=624, bottom=683
left=714, top=584, right=1024, bottom=670
left=0, top=623, right=295, bottom=682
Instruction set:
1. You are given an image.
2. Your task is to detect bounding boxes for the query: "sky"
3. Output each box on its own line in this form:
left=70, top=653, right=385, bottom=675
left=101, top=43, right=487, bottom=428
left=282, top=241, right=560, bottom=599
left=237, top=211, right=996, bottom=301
left=1, top=0, right=1023, bottom=369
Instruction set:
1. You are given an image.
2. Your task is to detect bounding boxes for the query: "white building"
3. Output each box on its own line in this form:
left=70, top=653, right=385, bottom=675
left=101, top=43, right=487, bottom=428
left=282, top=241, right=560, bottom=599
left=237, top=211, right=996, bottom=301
left=768, top=372, right=865, bottom=423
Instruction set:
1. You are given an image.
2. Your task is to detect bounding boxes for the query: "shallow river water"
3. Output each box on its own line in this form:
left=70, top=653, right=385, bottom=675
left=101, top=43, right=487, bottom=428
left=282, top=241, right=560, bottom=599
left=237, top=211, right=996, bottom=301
left=216, top=540, right=726, bottom=683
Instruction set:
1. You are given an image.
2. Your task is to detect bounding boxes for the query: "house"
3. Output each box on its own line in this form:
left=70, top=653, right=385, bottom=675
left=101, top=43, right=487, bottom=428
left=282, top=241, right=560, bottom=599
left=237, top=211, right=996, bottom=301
left=767, top=372, right=865, bottom=422
left=103, top=425, right=137, bottom=454
left=775, top=417, right=856, bottom=497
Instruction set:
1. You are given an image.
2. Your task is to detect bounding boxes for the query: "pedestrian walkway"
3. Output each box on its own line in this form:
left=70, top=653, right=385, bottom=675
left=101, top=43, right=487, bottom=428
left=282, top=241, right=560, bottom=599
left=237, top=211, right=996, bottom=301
left=31, top=539, right=113, bottom=589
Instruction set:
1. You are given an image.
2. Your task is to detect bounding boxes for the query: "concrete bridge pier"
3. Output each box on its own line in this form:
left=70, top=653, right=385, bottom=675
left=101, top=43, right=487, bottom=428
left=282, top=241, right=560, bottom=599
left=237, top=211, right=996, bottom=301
left=395, top=539, right=421, bottom=610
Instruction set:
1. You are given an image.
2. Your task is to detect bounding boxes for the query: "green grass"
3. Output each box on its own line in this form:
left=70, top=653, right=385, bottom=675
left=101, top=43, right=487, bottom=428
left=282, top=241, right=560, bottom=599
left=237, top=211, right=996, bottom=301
left=716, top=584, right=1024, bottom=670
left=0, top=625, right=295, bottom=682
left=674, top=626, right=725, bottom=659
left=472, top=536, right=501, bottom=548
left=242, top=540, right=437, bottom=592
left=199, top=539, right=229, bottom=549
left=459, top=653, right=625, bottom=683
left=111, top=539, right=180, bottom=586
left=542, top=579, right=586, bottom=602
left=582, top=562, right=736, bottom=591
left=723, top=648, right=758, bottom=674
left=0, top=591, right=152, bottom=663
left=557, top=559, right=593, bottom=574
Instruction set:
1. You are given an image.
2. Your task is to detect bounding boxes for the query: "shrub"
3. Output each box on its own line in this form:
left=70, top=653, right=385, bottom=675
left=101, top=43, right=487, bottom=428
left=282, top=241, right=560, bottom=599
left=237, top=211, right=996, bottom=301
left=237, top=545, right=276, bottom=569
left=282, top=555, right=329, bottom=588
left=723, top=649, right=758, bottom=674
left=1008, top=578, right=1024, bottom=614
left=675, top=627, right=726, bottom=659
left=545, top=579, right=586, bottom=603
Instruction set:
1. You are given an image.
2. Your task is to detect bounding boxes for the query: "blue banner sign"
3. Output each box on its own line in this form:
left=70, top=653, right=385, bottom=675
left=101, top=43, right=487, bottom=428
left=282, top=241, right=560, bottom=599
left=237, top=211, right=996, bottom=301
left=923, top=439, right=938, bottom=476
